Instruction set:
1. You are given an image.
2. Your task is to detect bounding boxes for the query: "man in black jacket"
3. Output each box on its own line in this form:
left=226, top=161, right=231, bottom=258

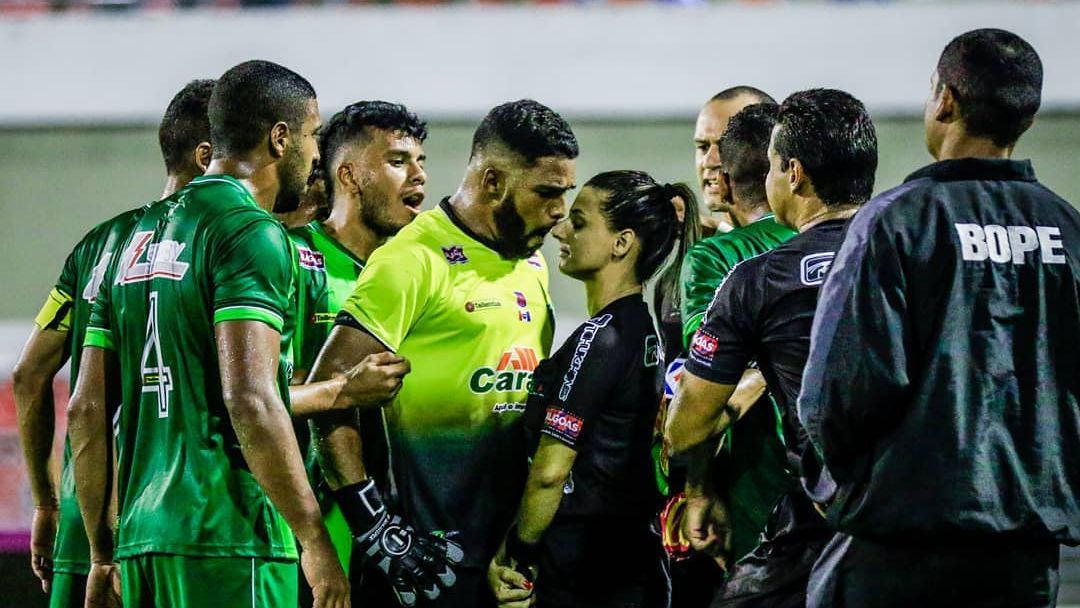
left=798, top=28, right=1080, bottom=608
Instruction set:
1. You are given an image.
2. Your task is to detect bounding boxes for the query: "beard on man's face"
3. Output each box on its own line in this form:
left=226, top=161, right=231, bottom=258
left=492, top=194, right=548, bottom=260
left=272, top=148, right=312, bottom=214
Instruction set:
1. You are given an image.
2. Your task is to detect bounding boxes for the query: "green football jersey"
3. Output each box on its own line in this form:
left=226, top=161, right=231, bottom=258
left=84, top=174, right=298, bottom=560
left=338, top=199, right=554, bottom=567
left=33, top=206, right=148, bottom=575
left=680, top=214, right=797, bottom=347
left=677, top=213, right=797, bottom=562
left=288, top=222, right=365, bottom=373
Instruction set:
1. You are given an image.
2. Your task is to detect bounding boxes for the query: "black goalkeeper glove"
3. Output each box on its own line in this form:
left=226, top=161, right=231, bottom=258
left=333, top=479, right=464, bottom=607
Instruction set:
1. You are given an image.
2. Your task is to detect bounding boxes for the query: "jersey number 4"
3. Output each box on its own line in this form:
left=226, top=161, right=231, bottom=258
left=141, top=291, right=173, bottom=418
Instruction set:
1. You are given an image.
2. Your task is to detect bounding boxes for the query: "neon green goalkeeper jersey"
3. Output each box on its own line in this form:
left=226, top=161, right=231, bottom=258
left=337, top=199, right=554, bottom=567
left=33, top=205, right=148, bottom=575
left=85, top=174, right=298, bottom=560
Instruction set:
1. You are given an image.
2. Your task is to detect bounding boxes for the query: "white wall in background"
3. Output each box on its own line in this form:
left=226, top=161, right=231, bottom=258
left=2, top=3, right=1078, bottom=125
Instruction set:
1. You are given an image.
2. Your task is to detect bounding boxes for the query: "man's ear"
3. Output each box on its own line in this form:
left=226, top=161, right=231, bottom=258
left=337, top=162, right=360, bottom=197
left=193, top=142, right=212, bottom=173
left=612, top=228, right=636, bottom=260
left=935, top=85, right=959, bottom=124
left=787, top=158, right=809, bottom=197
left=719, top=171, right=734, bottom=205
left=480, top=166, right=506, bottom=204
left=269, top=121, right=290, bottom=159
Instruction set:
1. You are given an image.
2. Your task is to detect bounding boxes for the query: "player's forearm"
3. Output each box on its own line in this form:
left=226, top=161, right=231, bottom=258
left=515, top=473, right=565, bottom=545
left=13, top=370, right=58, bottom=507
left=312, top=412, right=367, bottom=490
left=227, top=392, right=329, bottom=547
left=69, top=386, right=114, bottom=562
left=726, top=369, right=767, bottom=417
left=288, top=375, right=348, bottom=418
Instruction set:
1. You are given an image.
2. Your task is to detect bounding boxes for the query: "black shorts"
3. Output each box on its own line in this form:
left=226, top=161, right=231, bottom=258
left=807, top=532, right=1061, bottom=608
left=538, top=517, right=670, bottom=608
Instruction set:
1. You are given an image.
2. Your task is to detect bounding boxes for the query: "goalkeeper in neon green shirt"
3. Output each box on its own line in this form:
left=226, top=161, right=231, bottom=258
left=307, top=100, right=579, bottom=608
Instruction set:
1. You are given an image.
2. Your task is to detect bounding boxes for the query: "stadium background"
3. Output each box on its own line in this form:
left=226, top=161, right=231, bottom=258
left=0, top=1, right=1078, bottom=604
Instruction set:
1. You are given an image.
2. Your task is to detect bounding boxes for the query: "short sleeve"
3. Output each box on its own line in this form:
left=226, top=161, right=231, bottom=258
left=683, top=261, right=757, bottom=385
left=211, top=213, right=294, bottom=333
left=335, top=240, right=435, bottom=352
left=540, top=314, right=623, bottom=450
left=680, top=240, right=739, bottom=348
left=84, top=254, right=117, bottom=351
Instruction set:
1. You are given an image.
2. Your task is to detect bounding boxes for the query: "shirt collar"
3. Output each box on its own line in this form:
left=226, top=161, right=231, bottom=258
left=904, top=158, right=1036, bottom=184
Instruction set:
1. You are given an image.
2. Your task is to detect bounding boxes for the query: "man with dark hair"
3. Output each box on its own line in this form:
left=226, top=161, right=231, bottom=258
left=13, top=78, right=214, bottom=608
left=308, top=99, right=578, bottom=607
left=667, top=88, right=877, bottom=608
left=69, top=60, right=349, bottom=608
left=695, top=87, right=776, bottom=234
left=287, top=100, right=429, bottom=593
left=669, top=102, right=797, bottom=595
left=800, top=29, right=1078, bottom=608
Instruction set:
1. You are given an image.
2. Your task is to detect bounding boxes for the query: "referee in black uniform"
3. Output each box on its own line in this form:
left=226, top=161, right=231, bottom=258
left=799, top=29, right=1080, bottom=607
left=665, top=88, right=878, bottom=607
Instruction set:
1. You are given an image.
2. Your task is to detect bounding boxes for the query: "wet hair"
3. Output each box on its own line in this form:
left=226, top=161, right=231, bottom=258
left=773, top=89, right=878, bottom=207
left=319, top=100, right=428, bottom=201
left=586, top=170, right=699, bottom=284
left=208, top=60, right=316, bottom=157
left=719, top=102, right=779, bottom=207
left=158, top=79, right=215, bottom=175
left=937, top=28, right=1042, bottom=147
left=710, top=86, right=776, bottom=105
left=470, top=99, right=579, bottom=165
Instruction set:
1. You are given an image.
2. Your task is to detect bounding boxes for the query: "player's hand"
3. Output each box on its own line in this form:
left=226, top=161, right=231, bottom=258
left=335, top=480, right=463, bottom=607
left=30, top=506, right=58, bottom=594
left=334, top=352, right=411, bottom=410
left=84, top=561, right=121, bottom=608
left=488, top=560, right=535, bottom=608
left=300, top=539, right=350, bottom=608
left=683, top=492, right=732, bottom=568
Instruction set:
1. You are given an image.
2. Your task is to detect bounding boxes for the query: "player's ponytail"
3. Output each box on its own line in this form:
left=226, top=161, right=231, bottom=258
left=587, top=171, right=700, bottom=284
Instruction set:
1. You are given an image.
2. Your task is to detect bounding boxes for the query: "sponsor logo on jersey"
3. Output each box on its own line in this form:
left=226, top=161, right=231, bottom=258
left=691, top=330, right=719, bottom=363
left=118, top=231, right=191, bottom=284
left=441, top=245, right=468, bottom=265
left=297, top=246, right=326, bottom=271
left=558, top=313, right=612, bottom=401
left=526, top=252, right=544, bottom=270
left=491, top=402, right=527, bottom=414
left=465, top=299, right=502, bottom=313
left=543, top=407, right=584, bottom=444
left=513, top=291, right=532, bottom=322
left=312, top=312, right=336, bottom=324
left=800, top=252, right=836, bottom=286
left=469, top=346, right=540, bottom=394
left=954, top=223, right=1067, bottom=265
left=563, top=471, right=575, bottom=495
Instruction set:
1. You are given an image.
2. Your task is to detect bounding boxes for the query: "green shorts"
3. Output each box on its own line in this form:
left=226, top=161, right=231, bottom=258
left=120, top=554, right=296, bottom=608
left=49, top=571, right=87, bottom=608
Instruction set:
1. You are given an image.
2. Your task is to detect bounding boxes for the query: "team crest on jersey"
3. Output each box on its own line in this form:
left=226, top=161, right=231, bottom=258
left=690, top=330, right=719, bottom=364
left=513, top=291, right=532, bottom=322
left=442, top=245, right=468, bottom=265
left=663, top=358, right=685, bottom=399
left=469, top=346, right=540, bottom=394
left=800, top=252, right=836, bottom=286
left=297, top=247, right=326, bottom=271
left=526, top=252, right=544, bottom=270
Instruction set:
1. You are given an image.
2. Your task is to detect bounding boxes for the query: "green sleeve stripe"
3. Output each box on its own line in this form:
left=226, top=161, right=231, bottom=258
left=214, top=305, right=284, bottom=332
left=84, top=327, right=116, bottom=351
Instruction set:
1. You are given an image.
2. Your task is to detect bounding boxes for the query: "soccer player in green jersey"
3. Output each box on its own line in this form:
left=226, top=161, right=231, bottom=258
left=307, top=99, right=578, bottom=608
left=289, top=100, right=428, bottom=591
left=67, top=60, right=349, bottom=608
left=12, top=79, right=215, bottom=608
